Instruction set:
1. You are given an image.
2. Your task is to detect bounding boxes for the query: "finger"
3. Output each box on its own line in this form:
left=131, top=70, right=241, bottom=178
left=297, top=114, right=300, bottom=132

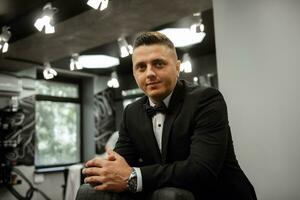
left=85, top=157, right=106, bottom=167
left=94, top=182, right=126, bottom=193
left=94, top=183, right=109, bottom=191
left=85, top=175, right=111, bottom=185
left=82, top=167, right=104, bottom=176
left=106, top=149, right=121, bottom=159
left=84, top=175, right=103, bottom=185
left=107, top=154, right=116, bottom=161
left=106, top=148, right=117, bottom=161
left=85, top=158, right=99, bottom=167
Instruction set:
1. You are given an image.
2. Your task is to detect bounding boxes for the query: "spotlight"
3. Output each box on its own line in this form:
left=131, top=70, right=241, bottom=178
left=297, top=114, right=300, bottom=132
left=118, top=36, right=133, bottom=58
left=107, top=71, right=120, bottom=88
left=190, top=23, right=205, bottom=33
left=180, top=53, right=192, bottom=73
left=43, top=62, right=57, bottom=80
left=0, top=26, right=11, bottom=53
left=34, top=3, right=57, bottom=34
left=87, top=0, right=109, bottom=11
left=70, top=53, right=83, bottom=71
left=190, top=12, right=206, bottom=40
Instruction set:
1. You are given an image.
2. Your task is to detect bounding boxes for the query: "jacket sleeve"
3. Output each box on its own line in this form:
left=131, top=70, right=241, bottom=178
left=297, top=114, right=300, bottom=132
left=114, top=106, right=140, bottom=166
left=140, top=89, right=229, bottom=191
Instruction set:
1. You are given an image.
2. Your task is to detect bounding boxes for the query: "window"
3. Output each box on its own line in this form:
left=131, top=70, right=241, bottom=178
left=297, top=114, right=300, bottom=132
left=35, top=80, right=81, bottom=167
left=122, top=88, right=143, bottom=108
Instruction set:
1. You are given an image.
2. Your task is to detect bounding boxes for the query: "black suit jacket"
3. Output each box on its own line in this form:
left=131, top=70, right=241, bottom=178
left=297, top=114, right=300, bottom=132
left=115, top=80, right=256, bottom=200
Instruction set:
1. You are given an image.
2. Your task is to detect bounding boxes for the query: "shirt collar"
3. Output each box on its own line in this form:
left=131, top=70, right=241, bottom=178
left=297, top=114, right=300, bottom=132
left=149, top=92, right=173, bottom=108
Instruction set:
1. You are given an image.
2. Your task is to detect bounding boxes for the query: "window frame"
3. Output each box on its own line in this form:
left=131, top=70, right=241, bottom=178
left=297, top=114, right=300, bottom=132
left=35, top=77, right=83, bottom=170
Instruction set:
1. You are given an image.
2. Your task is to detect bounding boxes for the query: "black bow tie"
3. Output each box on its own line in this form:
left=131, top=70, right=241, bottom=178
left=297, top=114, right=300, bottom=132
left=144, top=102, right=167, bottom=117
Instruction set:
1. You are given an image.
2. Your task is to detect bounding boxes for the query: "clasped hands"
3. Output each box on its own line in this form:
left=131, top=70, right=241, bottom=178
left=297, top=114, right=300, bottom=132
left=82, top=149, right=132, bottom=192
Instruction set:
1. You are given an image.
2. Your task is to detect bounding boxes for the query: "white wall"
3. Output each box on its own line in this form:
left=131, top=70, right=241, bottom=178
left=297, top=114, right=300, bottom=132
left=213, top=1, right=300, bottom=199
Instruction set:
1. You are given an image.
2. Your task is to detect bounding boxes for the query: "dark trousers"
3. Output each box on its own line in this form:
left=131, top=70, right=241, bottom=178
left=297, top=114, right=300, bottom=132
left=76, top=184, right=195, bottom=200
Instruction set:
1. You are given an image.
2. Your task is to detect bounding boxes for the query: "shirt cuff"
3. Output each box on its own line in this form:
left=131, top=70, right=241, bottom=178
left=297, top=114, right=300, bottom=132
left=133, top=167, right=143, bottom=192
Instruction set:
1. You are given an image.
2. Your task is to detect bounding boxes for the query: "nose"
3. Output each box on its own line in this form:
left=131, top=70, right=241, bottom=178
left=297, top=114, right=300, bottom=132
left=145, top=65, right=156, bottom=79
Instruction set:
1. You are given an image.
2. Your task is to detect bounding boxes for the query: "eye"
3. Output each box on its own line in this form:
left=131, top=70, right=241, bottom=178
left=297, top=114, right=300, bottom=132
left=135, top=63, right=146, bottom=72
left=153, top=59, right=166, bottom=68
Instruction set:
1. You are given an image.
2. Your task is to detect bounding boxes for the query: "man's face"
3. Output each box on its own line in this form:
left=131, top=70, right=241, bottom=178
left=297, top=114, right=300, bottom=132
left=132, top=44, right=180, bottom=103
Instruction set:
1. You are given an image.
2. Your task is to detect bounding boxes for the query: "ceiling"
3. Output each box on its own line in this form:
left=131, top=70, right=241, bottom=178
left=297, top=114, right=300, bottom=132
left=0, top=0, right=214, bottom=75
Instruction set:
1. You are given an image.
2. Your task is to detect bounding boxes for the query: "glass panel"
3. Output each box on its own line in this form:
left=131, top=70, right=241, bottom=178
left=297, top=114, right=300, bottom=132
left=35, top=101, right=80, bottom=166
left=36, top=80, right=79, bottom=98
left=123, top=97, right=141, bottom=108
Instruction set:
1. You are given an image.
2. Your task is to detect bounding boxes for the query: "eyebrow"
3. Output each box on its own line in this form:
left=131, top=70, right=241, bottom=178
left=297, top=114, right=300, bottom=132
left=133, top=61, right=145, bottom=68
left=134, top=58, right=166, bottom=67
left=152, top=58, right=166, bottom=63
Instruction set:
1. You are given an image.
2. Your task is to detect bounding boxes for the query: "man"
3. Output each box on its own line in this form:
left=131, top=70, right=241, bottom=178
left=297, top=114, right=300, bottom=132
left=81, top=32, right=257, bottom=200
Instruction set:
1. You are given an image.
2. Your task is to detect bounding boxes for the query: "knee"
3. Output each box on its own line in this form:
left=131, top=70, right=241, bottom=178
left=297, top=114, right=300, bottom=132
left=76, top=184, right=120, bottom=200
left=151, top=187, right=195, bottom=200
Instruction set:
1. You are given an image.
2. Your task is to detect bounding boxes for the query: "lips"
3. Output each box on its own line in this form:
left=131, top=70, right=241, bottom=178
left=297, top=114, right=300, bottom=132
left=146, top=82, right=161, bottom=87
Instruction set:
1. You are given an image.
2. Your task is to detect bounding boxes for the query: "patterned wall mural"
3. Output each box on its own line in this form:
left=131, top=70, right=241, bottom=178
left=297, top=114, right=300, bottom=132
left=94, top=88, right=116, bottom=155
left=0, top=95, right=35, bottom=166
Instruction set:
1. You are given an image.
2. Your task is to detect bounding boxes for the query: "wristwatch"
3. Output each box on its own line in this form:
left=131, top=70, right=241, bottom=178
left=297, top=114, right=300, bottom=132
left=127, top=168, right=137, bottom=193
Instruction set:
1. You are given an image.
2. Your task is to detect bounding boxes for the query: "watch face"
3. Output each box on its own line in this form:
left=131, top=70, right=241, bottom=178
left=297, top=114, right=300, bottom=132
left=128, top=170, right=138, bottom=193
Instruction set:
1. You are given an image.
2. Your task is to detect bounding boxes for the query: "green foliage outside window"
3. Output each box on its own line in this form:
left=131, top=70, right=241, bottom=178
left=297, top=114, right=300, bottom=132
left=35, top=81, right=80, bottom=166
left=35, top=80, right=79, bottom=98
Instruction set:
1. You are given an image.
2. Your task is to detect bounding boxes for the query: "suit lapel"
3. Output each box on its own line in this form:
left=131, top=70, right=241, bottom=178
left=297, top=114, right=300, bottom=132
left=161, top=81, right=185, bottom=163
left=141, top=99, right=162, bottom=163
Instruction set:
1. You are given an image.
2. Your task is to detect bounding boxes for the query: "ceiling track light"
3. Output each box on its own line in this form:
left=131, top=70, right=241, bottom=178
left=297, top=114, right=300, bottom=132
left=70, top=53, right=83, bottom=71
left=87, top=0, right=109, bottom=11
left=180, top=53, right=192, bottom=73
left=107, top=71, right=120, bottom=88
left=118, top=36, right=133, bottom=58
left=0, top=26, right=11, bottom=53
left=43, top=62, right=57, bottom=80
left=34, top=3, right=57, bottom=34
left=190, top=12, right=205, bottom=34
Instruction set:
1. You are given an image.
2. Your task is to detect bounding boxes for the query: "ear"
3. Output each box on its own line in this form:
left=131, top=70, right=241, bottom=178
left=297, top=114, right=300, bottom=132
left=176, top=60, right=181, bottom=77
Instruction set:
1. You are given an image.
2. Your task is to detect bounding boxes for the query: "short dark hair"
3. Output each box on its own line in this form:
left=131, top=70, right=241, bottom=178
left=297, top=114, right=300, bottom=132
left=133, top=32, right=175, bottom=50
